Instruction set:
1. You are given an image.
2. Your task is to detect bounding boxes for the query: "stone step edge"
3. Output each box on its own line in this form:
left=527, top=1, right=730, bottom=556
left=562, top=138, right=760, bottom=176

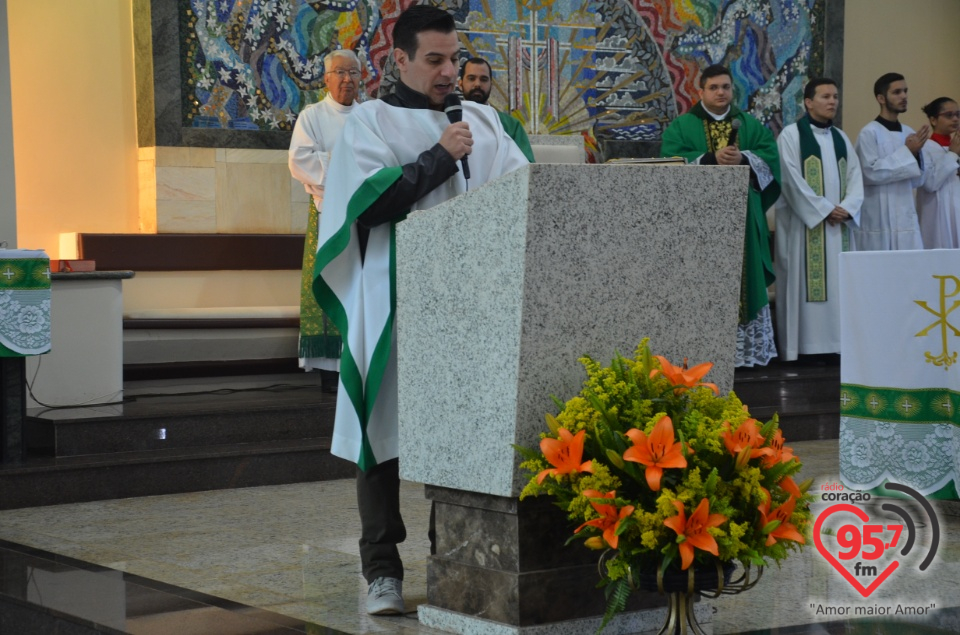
left=0, top=438, right=338, bottom=476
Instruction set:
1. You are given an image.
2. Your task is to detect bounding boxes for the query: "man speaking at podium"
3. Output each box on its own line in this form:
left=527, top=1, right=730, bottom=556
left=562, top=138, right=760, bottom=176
left=312, top=5, right=529, bottom=616
left=660, top=64, right=781, bottom=367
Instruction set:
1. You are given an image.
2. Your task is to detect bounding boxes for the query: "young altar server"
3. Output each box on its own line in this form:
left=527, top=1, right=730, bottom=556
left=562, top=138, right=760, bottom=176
left=917, top=97, right=960, bottom=248
left=850, top=73, right=930, bottom=250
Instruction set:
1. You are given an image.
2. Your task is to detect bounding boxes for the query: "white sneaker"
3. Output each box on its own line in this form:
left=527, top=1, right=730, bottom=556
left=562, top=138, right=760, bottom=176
left=366, top=576, right=404, bottom=615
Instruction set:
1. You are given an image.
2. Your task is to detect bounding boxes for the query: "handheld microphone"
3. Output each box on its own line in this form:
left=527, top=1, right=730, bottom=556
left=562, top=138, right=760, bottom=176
left=443, top=94, right=470, bottom=180
left=728, top=119, right=742, bottom=147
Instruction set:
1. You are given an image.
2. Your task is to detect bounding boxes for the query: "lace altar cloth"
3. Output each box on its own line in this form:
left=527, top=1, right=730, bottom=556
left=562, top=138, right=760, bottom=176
left=839, top=250, right=960, bottom=499
left=0, top=249, right=51, bottom=357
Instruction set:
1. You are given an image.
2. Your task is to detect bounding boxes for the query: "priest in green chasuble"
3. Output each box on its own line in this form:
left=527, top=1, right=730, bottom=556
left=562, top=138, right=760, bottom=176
left=458, top=56, right=535, bottom=162
left=661, top=64, right=781, bottom=367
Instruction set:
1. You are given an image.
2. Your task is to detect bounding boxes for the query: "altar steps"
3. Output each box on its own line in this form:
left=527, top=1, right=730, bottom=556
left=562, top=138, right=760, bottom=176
left=732, top=355, right=841, bottom=442
left=0, top=359, right=838, bottom=510
left=0, top=374, right=353, bottom=510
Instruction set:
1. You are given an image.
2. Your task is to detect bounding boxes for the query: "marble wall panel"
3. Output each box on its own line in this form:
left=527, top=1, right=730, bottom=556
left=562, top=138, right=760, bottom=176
left=137, top=151, right=157, bottom=233
left=155, top=167, right=215, bottom=201
left=215, top=163, right=291, bottom=233
left=290, top=201, right=309, bottom=234
left=290, top=178, right=310, bottom=204
left=142, top=147, right=300, bottom=234
left=155, top=147, right=216, bottom=168
left=156, top=200, right=217, bottom=233
left=224, top=149, right=288, bottom=165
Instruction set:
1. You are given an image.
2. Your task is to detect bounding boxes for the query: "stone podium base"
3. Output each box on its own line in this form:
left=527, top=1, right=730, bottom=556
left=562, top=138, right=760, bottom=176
left=421, top=485, right=712, bottom=634
left=419, top=603, right=712, bottom=635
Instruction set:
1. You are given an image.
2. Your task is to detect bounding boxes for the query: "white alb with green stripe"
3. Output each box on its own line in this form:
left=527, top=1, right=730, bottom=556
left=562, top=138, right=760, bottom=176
left=313, top=99, right=529, bottom=471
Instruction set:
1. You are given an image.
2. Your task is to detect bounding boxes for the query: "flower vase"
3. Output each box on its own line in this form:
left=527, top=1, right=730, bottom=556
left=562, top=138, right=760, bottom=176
left=635, top=563, right=762, bottom=635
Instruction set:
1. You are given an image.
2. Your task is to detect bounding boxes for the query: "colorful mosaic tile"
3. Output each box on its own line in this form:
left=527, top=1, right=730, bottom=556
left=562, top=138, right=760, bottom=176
left=179, top=0, right=824, bottom=139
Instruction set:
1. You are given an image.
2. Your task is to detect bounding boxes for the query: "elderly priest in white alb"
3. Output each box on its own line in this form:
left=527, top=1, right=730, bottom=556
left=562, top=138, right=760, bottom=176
left=775, top=78, right=863, bottom=361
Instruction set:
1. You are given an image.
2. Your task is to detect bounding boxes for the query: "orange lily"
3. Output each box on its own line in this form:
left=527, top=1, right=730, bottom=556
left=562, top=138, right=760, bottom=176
left=762, top=429, right=795, bottom=468
left=663, top=498, right=727, bottom=570
left=650, top=355, right=719, bottom=395
left=575, top=490, right=635, bottom=549
left=623, top=416, right=688, bottom=491
left=536, top=428, right=593, bottom=484
left=779, top=475, right=803, bottom=499
left=721, top=419, right=774, bottom=467
left=758, top=490, right=805, bottom=546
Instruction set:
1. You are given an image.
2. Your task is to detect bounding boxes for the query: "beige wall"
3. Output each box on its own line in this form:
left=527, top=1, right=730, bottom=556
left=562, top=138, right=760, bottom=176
left=8, top=1, right=139, bottom=258
left=0, top=0, right=16, bottom=247
left=843, top=0, right=960, bottom=139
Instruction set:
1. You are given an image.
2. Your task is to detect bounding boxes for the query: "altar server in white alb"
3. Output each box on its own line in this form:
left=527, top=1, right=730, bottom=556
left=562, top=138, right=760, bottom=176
left=288, top=49, right=362, bottom=379
left=312, top=5, right=529, bottom=616
left=850, top=72, right=930, bottom=251
left=917, top=97, right=960, bottom=248
left=775, top=78, right=864, bottom=361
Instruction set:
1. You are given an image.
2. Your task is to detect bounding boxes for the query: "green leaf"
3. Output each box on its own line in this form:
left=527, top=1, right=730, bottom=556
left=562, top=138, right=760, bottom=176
left=606, top=448, right=625, bottom=469
left=759, top=417, right=779, bottom=441
left=705, top=467, right=719, bottom=497
left=598, top=578, right=630, bottom=634
left=512, top=443, right=542, bottom=462
left=762, top=520, right=782, bottom=535
left=660, top=550, right=676, bottom=574
left=545, top=413, right=561, bottom=435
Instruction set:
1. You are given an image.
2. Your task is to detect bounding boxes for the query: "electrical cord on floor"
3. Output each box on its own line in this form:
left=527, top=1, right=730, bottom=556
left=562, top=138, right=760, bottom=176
left=122, top=383, right=315, bottom=401
left=26, top=356, right=124, bottom=410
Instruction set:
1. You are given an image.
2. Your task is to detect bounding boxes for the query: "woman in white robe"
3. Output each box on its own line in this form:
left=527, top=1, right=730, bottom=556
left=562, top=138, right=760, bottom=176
left=917, top=97, right=960, bottom=248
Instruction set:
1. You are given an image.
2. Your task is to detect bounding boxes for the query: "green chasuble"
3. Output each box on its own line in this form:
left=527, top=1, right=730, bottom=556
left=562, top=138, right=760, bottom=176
left=660, top=103, right=781, bottom=325
left=497, top=111, right=536, bottom=163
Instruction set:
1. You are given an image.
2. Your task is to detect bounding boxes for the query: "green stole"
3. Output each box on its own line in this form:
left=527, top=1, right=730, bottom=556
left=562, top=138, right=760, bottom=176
left=497, top=111, right=536, bottom=163
left=299, top=197, right=342, bottom=359
left=797, top=115, right=847, bottom=303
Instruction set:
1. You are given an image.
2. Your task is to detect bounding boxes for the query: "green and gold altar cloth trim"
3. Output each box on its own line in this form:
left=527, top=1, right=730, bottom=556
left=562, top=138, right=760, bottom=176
left=840, top=383, right=960, bottom=424
left=0, top=254, right=51, bottom=357
left=798, top=115, right=847, bottom=302
left=0, top=259, right=52, bottom=290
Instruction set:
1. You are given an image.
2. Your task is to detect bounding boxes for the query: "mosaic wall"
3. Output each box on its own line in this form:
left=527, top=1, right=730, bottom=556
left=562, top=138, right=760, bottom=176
left=177, top=0, right=827, bottom=141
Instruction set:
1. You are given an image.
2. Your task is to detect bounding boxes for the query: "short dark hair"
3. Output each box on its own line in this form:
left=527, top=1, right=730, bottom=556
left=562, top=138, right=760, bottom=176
left=459, top=57, right=491, bottom=79
left=392, top=6, right=456, bottom=59
left=803, top=77, right=837, bottom=101
left=699, top=64, right=731, bottom=89
left=922, top=97, right=958, bottom=119
left=873, top=73, right=904, bottom=98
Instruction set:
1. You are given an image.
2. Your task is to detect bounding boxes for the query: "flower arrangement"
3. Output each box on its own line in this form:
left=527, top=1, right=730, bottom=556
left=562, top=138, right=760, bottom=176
left=516, top=340, right=813, bottom=626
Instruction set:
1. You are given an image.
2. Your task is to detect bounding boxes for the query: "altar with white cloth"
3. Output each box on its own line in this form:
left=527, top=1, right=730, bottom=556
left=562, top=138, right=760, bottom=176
left=840, top=249, right=960, bottom=499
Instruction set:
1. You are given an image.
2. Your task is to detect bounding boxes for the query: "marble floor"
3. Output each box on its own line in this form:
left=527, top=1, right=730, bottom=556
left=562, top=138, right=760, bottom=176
left=2, top=439, right=960, bottom=634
